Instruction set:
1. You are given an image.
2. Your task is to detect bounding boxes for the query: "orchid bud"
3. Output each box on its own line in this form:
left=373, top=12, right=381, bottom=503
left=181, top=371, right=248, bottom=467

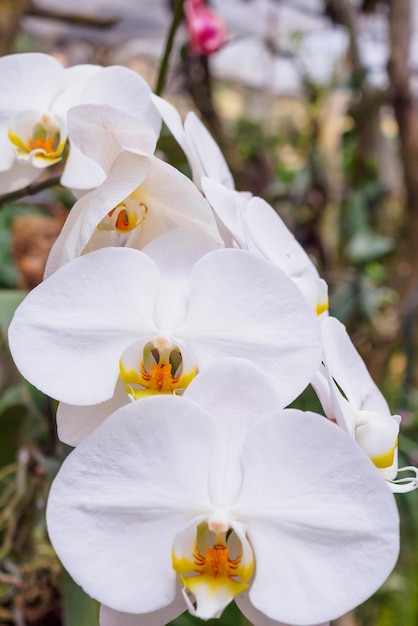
left=184, top=0, right=227, bottom=56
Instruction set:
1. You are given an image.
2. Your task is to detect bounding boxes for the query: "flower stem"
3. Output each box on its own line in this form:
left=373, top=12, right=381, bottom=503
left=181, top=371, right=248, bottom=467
left=0, top=175, right=62, bottom=208
left=155, top=0, right=186, bottom=96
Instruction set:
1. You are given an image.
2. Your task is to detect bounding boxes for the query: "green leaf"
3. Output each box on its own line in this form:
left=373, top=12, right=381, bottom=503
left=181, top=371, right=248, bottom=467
left=0, top=384, right=29, bottom=467
left=0, top=289, right=26, bottom=341
left=347, top=231, right=394, bottom=264
left=61, top=569, right=99, bottom=626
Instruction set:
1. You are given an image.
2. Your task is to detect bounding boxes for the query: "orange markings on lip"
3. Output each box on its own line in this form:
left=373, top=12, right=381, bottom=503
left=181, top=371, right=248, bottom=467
left=140, top=362, right=181, bottom=392
left=193, top=543, right=241, bottom=579
left=27, top=136, right=55, bottom=154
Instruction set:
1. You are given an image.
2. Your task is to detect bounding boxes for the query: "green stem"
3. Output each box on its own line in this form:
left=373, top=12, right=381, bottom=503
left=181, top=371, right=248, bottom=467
left=155, top=0, right=186, bottom=96
left=0, top=175, right=62, bottom=207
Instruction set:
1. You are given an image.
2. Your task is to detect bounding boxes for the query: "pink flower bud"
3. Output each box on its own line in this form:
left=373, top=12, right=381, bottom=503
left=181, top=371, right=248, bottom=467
left=184, top=0, right=227, bottom=56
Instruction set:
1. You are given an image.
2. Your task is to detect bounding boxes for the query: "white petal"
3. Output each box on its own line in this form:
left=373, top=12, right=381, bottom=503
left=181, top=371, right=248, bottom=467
left=47, top=396, right=215, bottom=613
left=80, top=66, right=161, bottom=137
left=355, top=415, right=400, bottom=463
left=0, top=157, right=39, bottom=193
left=322, top=316, right=390, bottom=414
left=100, top=588, right=185, bottom=626
left=67, top=104, right=157, bottom=174
left=180, top=249, right=322, bottom=407
left=185, top=358, right=283, bottom=506
left=236, top=591, right=329, bottom=626
left=234, top=410, right=399, bottom=625
left=0, top=128, right=15, bottom=170
left=142, top=229, right=220, bottom=329
left=9, top=248, right=160, bottom=404
left=61, top=141, right=107, bottom=191
left=57, top=380, right=130, bottom=447
left=51, top=64, right=103, bottom=116
left=45, top=151, right=151, bottom=273
left=185, top=112, right=235, bottom=189
left=202, top=177, right=250, bottom=248
left=245, top=196, right=319, bottom=278
left=124, top=156, right=222, bottom=249
left=0, top=53, right=64, bottom=121
left=150, top=95, right=188, bottom=153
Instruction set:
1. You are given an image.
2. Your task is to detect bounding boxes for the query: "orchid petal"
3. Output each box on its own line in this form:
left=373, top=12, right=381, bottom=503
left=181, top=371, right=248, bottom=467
left=310, top=367, right=336, bottom=422
left=57, top=379, right=130, bottom=447
left=142, top=229, right=220, bottom=329
left=9, top=248, right=160, bottom=404
left=234, top=410, right=399, bottom=625
left=60, top=141, right=107, bottom=191
left=150, top=95, right=189, bottom=153
left=236, top=591, right=329, bottom=626
left=123, top=156, right=222, bottom=250
left=185, top=112, right=235, bottom=189
left=51, top=64, right=103, bottom=117
left=245, top=196, right=319, bottom=279
left=151, top=96, right=234, bottom=189
left=100, top=587, right=186, bottom=626
left=0, top=129, right=15, bottom=170
left=185, top=357, right=283, bottom=506
left=0, top=158, right=39, bottom=193
left=45, top=151, right=151, bottom=274
left=355, top=415, right=400, bottom=467
left=79, top=66, right=161, bottom=137
left=201, top=177, right=250, bottom=247
left=0, top=53, right=64, bottom=121
left=67, top=104, right=157, bottom=174
left=181, top=249, right=322, bottom=406
left=47, top=396, right=214, bottom=613
left=322, top=316, right=390, bottom=414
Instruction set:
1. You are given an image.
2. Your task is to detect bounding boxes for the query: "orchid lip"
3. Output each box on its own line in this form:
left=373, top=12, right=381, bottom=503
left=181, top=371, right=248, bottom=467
left=98, top=195, right=148, bottom=234
left=119, top=338, right=197, bottom=399
left=172, top=519, right=254, bottom=620
left=8, top=110, right=67, bottom=165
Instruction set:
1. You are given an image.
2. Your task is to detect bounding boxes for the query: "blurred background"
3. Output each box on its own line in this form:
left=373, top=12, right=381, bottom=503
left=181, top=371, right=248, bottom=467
left=0, top=0, right=417, bottom=625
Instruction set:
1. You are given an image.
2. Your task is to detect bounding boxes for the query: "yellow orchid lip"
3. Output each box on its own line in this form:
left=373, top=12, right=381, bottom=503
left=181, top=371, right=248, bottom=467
left=316, top=299, right=329, bottom=316
left=371, top=438, right=398, bottom=469
left=172, top=522, right=254, bottom=619
left=98, top=198, right=148, bottom=234
left=119, top=340, right=197, bottom=399
left=8, top=112, right=67, bottom=165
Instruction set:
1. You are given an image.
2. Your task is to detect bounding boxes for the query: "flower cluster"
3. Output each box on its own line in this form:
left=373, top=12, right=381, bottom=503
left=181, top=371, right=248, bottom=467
left=5, top=52, right=417, bottom=626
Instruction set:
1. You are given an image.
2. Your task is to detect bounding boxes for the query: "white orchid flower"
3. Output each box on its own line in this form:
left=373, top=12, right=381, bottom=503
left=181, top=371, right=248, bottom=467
left=0, top=52, right=160, bottom=193
left=9, top=229, right=322, bottom=445
left=46, top=359, right=399, bottom=626
left=151, top=94, right=235, bottom=190
left=312, top=316, right=418, bottom=492
left=44, top=135, right=222, bottom=276
left=202, top=177, right=328, bottom=316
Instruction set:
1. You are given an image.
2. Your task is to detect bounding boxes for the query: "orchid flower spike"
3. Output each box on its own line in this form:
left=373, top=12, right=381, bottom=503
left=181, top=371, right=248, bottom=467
left=9, top=229, right=322, bottom=446
left=0, top=52, right=160, bottom=193
left=312, top=316, right=418, bottom=492
left=46, top=359, right=400, bottom=626
left=202, top=177, right=328, bottom=316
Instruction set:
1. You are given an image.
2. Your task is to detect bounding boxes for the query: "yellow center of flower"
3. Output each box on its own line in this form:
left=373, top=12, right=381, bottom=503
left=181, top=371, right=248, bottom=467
left=98, top=198, right=147, bottom=234
left=140, top=362, right=179, bottom=393
left=119, top=341, right=197, bottom=399
left=172, top=524, right=254, bottom=619
left=8, top=113, right=66, bottom=163
left=194, top=542, right=240, bottom=579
